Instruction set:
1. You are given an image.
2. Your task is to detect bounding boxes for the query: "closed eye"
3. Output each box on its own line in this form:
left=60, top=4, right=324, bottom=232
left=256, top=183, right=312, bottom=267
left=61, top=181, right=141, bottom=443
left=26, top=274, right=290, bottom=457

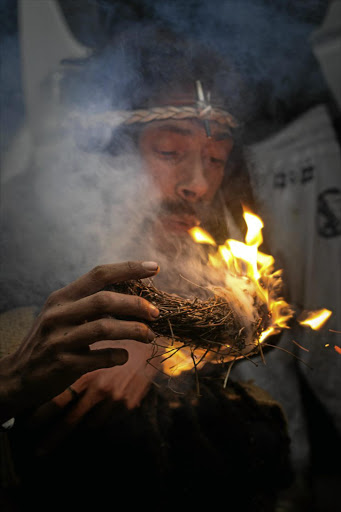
left=210, top=157, right=225, bottom=166
left=157, top=150, right=179, bottom=160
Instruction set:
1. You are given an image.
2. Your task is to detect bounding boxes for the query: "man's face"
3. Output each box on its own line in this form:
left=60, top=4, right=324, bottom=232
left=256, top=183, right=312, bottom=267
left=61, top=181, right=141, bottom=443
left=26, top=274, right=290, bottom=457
left=138, top=119, right=234, bottom=236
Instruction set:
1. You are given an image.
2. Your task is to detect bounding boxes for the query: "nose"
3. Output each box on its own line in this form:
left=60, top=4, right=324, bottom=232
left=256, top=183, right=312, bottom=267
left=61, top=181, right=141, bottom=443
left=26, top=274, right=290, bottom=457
left=176, top=155, right=209, bottom=203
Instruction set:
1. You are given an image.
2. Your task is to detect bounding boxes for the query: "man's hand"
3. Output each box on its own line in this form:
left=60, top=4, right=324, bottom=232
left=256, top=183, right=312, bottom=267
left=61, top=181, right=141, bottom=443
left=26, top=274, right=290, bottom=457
left=0, top=261, right=160, bottom=422
left=26, top=339, right=164, bottom=455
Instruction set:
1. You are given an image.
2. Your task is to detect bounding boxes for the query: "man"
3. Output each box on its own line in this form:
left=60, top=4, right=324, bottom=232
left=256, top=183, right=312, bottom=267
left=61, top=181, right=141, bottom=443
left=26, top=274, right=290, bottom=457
left=1, top=23, right=256, bottom=410
left=0, top=25, right=292, bottom=511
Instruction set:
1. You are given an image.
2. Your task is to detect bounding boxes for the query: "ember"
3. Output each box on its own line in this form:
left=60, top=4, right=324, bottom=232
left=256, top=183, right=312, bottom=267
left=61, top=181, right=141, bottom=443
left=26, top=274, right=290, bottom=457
left=298, top=308, right=332, bottom=330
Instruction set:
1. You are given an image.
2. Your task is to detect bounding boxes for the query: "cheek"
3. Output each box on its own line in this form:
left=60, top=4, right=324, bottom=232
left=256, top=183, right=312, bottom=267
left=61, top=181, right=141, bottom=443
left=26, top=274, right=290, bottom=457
left=205, top=169, right=225, bottom=200
left=141, top=156, right=180, bottom=195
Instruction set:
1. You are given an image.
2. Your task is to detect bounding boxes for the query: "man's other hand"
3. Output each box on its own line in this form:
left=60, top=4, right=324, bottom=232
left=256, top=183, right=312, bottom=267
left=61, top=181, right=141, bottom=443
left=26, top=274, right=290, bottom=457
left=0, top=261, right=160, bottom=423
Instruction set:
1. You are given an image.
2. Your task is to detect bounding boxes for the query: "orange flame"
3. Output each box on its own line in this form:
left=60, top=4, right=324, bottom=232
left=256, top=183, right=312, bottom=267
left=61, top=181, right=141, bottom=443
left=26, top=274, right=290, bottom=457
left=298, top=309, right=332, bottom=330
left=161, top=343, right=208, bottom=376
left=193, top=210, right=294, bottom=344
left=161, top=209, right=333, bottom=376
left=189, top=227, right=216, bottom=246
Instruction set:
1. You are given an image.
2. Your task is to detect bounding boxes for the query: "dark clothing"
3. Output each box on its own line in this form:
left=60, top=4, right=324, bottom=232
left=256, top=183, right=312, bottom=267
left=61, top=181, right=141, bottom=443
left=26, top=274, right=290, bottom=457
left=4, top=367, right=293, bottom=512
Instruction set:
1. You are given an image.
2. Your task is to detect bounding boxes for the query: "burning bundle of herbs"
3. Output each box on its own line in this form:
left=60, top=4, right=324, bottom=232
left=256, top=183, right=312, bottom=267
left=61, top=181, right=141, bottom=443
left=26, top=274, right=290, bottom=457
left=110, top=209, right=331, bottom=383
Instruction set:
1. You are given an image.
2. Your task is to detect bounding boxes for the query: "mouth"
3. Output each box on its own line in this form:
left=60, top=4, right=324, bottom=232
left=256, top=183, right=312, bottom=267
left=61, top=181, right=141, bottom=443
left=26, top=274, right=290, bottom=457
left=160, top=213, right=200, bottom=233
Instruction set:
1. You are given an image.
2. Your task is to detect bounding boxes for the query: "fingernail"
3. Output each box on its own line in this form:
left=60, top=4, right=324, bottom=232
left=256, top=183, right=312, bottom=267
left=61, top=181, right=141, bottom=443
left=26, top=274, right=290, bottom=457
left=149, top=304, right=160, bottom=318
left=142, top=261, right=159, bottom=271
left=148, top=329, right=156, bottom=342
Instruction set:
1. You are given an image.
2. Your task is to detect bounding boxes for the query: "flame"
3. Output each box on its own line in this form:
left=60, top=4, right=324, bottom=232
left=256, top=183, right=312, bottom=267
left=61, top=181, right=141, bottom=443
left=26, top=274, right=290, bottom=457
left=204, top=208, right=294, bottom=343
left=161, top=208, right=333, bottom=376
left=298, top=309, right=332, bottom=330
left=258, top=327, right=280, bottom=343
left=161, top=343, right=208, bottom=376
left=244, top=211, right=264, bottom=246
left=188, top=227, right=216, bottom=245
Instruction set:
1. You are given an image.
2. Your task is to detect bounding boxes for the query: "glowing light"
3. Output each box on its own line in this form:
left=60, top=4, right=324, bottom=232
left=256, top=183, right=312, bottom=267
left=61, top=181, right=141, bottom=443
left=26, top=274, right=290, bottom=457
left=161, top=344, right=208, bottom=376
left=188, top=209, right=294, bottom=370
left=227, top=239, right=259, bottom=279
left=166, top=208, right=332, bottom=377
left=334, top=345, right=341, bottom=355
left=244, top=211, right=264, bottom=246
left=298, top=309, right=332, bottom=330
left=259, top=327, right=279, bottom=343
left=257, top=250, right=275, bottom=274
left=218, top=245, right=234, bottom=269
left=188, top=227, right=216, bottom=245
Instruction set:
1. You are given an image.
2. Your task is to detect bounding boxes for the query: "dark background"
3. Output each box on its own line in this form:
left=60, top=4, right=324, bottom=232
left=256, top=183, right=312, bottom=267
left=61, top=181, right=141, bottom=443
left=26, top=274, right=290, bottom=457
left=0, top=0, right=337, bottom=157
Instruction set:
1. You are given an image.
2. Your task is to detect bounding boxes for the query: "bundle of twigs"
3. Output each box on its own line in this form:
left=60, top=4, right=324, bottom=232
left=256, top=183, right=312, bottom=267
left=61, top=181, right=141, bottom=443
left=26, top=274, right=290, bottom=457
left=109, top=279, right=269, bottom=357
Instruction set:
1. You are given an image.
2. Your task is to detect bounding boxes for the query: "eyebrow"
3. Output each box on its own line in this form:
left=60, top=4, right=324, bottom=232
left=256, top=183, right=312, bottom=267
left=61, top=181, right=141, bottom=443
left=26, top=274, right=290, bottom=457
left=213, top=132, right=232, bottom=141
left=156, top=124, right=232, bottom=141
left=157, top=125, right=193, bottom=136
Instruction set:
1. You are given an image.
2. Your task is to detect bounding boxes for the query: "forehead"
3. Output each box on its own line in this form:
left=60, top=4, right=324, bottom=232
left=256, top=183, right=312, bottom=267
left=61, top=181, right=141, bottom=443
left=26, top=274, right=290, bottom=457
left=139, top=119, right=232, bottom=142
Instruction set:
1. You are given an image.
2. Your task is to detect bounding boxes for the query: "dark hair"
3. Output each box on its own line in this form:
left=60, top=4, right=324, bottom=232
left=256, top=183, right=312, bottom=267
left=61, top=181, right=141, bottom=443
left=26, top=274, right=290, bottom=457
left=61, top=23, right=252, bottom=143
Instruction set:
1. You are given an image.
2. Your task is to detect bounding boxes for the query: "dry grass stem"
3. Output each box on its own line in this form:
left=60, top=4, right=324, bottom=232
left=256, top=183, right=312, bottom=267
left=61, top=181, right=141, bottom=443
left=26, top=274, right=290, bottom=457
left=109, top=278, right=270, bottom=359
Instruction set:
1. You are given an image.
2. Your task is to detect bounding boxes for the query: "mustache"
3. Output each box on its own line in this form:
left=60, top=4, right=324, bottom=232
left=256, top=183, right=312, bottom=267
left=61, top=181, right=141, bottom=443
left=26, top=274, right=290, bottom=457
left=157, top=199, right=211, bottom=218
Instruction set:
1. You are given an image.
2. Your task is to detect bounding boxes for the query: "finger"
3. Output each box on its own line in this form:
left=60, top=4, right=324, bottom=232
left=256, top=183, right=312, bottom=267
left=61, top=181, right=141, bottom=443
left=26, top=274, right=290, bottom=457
left=59, top=348, right=129, bottom=377
left=27, top=378, right=86, bottom=430
left=125, top=375, right=152, bottom=410
left=36, top=389, right=106, bottom=456
left=123, top=366, right=156, bottom=410
left=48, top=290, right=160, bottom=325
left=55, top=318, right=155, bottom=350
left=55, top=261, right=159, bottom=301
left=63, top=388, right=104, bottom=428
left=25, top=400, right=66, bottom=430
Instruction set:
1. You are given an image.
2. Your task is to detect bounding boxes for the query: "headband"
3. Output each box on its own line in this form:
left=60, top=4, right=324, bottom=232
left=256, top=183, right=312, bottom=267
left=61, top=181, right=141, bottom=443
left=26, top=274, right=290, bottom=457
left=69, top=81, right=239, bottom=137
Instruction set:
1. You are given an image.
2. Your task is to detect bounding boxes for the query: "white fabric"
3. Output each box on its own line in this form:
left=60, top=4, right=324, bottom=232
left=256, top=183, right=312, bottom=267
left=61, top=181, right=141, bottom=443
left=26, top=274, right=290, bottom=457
left=232, top=104, right=341, bottom=471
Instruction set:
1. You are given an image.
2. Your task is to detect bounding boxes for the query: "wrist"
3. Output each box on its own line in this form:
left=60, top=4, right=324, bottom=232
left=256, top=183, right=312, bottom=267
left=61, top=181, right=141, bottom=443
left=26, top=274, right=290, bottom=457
left=0, top=352, right=22, bottom=423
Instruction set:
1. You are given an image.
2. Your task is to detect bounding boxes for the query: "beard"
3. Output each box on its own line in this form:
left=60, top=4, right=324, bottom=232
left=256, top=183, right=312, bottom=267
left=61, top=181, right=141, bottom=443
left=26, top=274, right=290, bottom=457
left=115, top=196, right=227, bottom=298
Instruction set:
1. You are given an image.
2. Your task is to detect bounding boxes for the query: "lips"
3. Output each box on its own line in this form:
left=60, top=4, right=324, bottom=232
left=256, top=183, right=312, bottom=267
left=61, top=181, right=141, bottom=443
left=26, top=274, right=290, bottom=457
left=160, top=213, right=200, bottom=232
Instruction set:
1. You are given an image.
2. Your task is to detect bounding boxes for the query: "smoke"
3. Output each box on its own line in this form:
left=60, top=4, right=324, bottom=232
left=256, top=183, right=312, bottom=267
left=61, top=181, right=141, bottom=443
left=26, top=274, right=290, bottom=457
left=0, top=94, right=223, bottom=311
left=0, top=0, right=329, bottom=313
left=146, top=0, right=329, bottom=124
left=72, top=0, right=329, bottom=123
left=0, top=37, right=24, bottom=156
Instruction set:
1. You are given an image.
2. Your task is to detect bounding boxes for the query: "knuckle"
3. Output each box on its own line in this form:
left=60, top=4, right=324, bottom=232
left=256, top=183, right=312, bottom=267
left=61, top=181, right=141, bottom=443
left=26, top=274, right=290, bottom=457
left=93, top=378, right=110, bottom=397
left=44, top=290, right=61, bottom=308
left=39, top=309, right=58, bottom=331
left=133, top=322, right=149, bottom=340
left=54, top=351, right=68, bottom=369
left=136, top=296, right=146, bottom=314
left=89, top=264, right=107, bottom=283
left=92, top=291, right=112, bottom=312
left=44, top=339, right=59, bottom=357
left=126, top=260, right=139, bottom=272
left=91, top=381, right=106, bottom=398
left=94, top=318, right=112, bottom=338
